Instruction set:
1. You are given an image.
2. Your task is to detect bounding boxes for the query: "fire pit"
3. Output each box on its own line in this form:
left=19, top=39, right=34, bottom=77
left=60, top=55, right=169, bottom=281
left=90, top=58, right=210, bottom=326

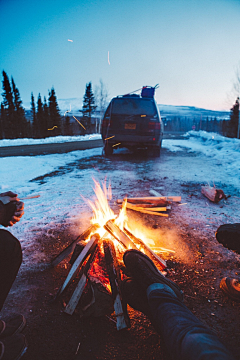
left=50, top=179, right=172, bottom=330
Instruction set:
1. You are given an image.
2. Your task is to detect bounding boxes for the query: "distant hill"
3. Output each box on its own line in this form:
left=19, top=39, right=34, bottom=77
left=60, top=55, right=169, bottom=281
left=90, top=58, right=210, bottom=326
left=158, top=104, right=229, bottom=120
left=23, top=98, right=230, bottom=120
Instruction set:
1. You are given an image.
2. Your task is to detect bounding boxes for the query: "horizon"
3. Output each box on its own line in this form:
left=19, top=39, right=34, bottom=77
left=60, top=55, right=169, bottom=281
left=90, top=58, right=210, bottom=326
left=22, top=97, right=230, bottom=114
left=1, top=0, right=240, bottom=112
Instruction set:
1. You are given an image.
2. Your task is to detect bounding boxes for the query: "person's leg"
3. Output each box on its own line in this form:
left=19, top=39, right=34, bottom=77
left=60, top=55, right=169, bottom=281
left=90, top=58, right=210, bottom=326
left=0, top=229, right=22, bottom=311
left=123, top=249, right=235, bottom=360
left=147, top=283, right=233, bottom=360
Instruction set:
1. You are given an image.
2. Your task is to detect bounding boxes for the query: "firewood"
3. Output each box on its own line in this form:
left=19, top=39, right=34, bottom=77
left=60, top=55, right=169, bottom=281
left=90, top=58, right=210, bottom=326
left=55, top=235, right=100, bottom=298
left=64, top=243, right=100, bottom=315
left=126, top=205, right=169, bottom=217
left=104, top=220, right=138, bottom=250
left=69, top=241, right=86, bottom=265
left=128, top=203, right=167, bottom=208
left=117, top=196, right=181, bottom=204
left=124, top=228, right=167, bottom=270
left=201, top=185, right=227, bottom=203
left=50, top=224, right=99, bottom=267
left=118, top=201, right=169, bottom=208
left=125, top=203, right=168, bottom=212
left=103, top=240, right=130, bottom=330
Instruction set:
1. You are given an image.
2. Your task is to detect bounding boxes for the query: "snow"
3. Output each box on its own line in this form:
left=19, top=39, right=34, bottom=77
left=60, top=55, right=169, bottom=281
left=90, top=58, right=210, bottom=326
left=163, top=131, right=240, bottom=190
left=0, top=134, right=101, bottom=147
left=0, top=131, right=239, bottom=268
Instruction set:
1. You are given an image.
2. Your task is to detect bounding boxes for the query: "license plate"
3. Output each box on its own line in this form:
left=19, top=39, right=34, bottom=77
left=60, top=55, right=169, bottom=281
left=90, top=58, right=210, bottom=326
left=125, top=123, right=136, bottom=130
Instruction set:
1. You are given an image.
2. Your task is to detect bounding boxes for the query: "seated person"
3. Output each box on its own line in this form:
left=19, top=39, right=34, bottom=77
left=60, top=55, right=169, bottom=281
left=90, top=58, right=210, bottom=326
left=0, top=191, right=27, bottom=360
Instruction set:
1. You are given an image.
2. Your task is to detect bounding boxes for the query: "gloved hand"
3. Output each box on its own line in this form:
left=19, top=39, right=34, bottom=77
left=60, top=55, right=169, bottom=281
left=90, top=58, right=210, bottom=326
left=0, top=191, right=24, bottom=227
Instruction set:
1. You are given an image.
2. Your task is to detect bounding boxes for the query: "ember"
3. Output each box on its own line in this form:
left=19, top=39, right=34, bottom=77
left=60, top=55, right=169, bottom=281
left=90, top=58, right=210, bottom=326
left=51, top=179, right=172, bottom=330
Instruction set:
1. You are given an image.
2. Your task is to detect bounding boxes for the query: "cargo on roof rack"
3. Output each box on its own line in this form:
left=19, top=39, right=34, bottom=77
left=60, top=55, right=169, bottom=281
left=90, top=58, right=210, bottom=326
left=141, top=86, right=156, bottom=98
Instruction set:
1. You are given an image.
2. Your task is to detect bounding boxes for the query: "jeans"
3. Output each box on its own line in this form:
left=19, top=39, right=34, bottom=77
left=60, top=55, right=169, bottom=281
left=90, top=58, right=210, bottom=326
left=0, top=229, right=22, bottom=311
left=147, top=284, right=235, bottom=360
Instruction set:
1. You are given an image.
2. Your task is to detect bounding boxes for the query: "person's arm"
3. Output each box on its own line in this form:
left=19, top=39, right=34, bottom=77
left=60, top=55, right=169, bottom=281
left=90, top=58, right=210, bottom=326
left=0, top=191, right=24, bottom=227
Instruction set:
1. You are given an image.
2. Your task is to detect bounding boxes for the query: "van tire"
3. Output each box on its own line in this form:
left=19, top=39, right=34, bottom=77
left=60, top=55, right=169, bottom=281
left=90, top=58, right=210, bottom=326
left=104, top=144, right=113, bottom=156
left=151, top=145, right=161, bottom=157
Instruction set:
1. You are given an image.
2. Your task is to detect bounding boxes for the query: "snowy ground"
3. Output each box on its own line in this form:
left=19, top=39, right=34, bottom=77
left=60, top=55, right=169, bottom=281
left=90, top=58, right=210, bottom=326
left=0, top=131, right=239, bottom=268
left=1, top=131, right=240, bottom=360
left=0, top=133, right=101, bottom=147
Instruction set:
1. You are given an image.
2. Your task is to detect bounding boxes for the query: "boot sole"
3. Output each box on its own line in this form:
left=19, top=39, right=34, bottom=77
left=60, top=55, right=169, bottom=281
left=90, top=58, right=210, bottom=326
left=124, top=249, right=184, bottom=301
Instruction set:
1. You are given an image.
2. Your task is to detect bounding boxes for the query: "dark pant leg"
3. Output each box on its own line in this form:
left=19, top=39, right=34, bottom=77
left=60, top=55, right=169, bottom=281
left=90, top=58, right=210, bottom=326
left=147, top=285, right=234, bottom=360
left=0, top=229, right=22, bottom=311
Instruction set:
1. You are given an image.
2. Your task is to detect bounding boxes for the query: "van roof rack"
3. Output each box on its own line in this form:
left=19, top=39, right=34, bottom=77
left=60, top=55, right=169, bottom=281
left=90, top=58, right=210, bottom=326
left=122, top=84, right=159, bottom=98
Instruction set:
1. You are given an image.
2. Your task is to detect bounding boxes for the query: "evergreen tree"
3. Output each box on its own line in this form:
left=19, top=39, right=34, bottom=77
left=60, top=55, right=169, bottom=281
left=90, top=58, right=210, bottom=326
left=48, top=87, right=62, bottom=136
left=31, top=92, right=38, bottom=137
left=82, top=82, right=96, bottom=132
left=227, top=97, right=239, bottom=138
left=1, top=70, right=15, bottom=138
left=63, top=114, right=73, bottom=135
left=0, top=103, right=4, bottom=139
left=11, top=77, right=27, bottom=137
left=36, top=94, right=47, bottom=138
left=43, top=96, right=49, bottom=137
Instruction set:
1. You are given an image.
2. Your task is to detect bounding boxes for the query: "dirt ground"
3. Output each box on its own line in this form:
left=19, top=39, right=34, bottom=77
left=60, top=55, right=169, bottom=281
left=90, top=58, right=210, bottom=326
left=1, top=141, right=240, bottom=360
left=2, top=194, right=240, bottom=360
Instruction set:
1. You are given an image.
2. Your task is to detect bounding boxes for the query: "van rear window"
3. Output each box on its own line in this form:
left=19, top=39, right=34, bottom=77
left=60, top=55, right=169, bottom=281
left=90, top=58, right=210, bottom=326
left=111, top=98, right=156, bottom=116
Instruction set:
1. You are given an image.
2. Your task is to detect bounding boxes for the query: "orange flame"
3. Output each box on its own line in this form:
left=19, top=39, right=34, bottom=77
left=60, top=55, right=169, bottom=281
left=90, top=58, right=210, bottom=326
left=84, top=178, right=172, bottom=256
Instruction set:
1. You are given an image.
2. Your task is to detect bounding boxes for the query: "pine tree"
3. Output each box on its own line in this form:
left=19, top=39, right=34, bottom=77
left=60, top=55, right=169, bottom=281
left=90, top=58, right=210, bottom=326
left=227, top=97, right=239, bottom=138
left=0, top=103, right=4, bottom=139
left=31, top=92, right=38, bottom=137
left=11, top=77, right=27, bottom=138
left=1, top=70, right=15, bottom=138
left=48, top=87, right=62, bottom=136
left=63, top=114, right=73, bottom=135
left=36, top=94, right=47, bottom=138
left=82, top=82, right=96, bottom=132
left=43, top=96, right=49, bottom=137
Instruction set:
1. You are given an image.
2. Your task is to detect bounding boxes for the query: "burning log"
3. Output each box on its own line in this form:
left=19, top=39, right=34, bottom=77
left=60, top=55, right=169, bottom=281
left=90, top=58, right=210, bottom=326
left=124, top=228, right=167, bottom=270
left=55, top=234, right=100, bottom=298
left=50, top=224, right=99, bottom=267
left=64, top=243, right=100, bottom=315
left=69, top=241, right=86, bottom=265
left=201, top=185, right=227, bottom=203
left=104, top=220, right=138, bottom=250
left=103, top=240, right=130, bottom=330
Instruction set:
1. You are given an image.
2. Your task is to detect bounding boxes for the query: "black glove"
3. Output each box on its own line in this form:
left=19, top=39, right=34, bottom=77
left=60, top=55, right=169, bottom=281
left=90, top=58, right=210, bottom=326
left=0, top=201, right=18, bottom=227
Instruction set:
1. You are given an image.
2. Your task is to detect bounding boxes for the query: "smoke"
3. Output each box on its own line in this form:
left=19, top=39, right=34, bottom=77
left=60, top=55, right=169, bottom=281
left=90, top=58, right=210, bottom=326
left=126, top=216, right=195, bottom=264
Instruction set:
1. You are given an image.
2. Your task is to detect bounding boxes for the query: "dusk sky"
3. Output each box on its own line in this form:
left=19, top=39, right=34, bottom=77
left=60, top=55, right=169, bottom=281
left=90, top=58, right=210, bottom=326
left=1, top=0, right=240, bottom=111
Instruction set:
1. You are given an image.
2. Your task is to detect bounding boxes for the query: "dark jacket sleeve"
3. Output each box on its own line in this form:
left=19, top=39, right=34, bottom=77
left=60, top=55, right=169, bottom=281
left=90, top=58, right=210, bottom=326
left=0, top=200, right=6, bottom=226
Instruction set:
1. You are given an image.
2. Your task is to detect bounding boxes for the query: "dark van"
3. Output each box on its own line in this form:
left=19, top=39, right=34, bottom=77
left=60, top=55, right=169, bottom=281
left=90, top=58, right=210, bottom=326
left=101, top=92, right=163, bottom=156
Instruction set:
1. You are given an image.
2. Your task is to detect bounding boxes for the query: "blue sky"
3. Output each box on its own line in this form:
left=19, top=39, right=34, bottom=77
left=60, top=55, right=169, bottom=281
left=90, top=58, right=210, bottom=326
left=0, top=0, right=240, bottom=111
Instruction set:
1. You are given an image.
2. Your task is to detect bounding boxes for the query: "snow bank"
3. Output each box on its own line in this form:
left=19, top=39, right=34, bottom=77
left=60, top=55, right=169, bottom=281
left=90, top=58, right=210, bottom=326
left=0, top=134, right=101, bottom=147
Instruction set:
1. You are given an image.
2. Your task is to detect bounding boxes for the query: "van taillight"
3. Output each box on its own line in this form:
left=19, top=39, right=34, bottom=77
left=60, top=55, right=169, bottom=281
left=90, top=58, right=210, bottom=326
left=148, top=122, right=160, bottom=130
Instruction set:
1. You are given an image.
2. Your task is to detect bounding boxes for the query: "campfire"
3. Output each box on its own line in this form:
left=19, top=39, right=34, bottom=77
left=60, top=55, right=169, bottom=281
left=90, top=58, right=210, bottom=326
left=51, top=179, right=176, bottom=330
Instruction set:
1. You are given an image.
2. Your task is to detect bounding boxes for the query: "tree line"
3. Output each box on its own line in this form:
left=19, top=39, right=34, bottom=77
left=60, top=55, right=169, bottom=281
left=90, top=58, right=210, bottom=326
left=163, top=103, right=239, bottom=138
left=0, top=71, right=106, bottom=139
left=0, top=70, right=239, bottom=139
